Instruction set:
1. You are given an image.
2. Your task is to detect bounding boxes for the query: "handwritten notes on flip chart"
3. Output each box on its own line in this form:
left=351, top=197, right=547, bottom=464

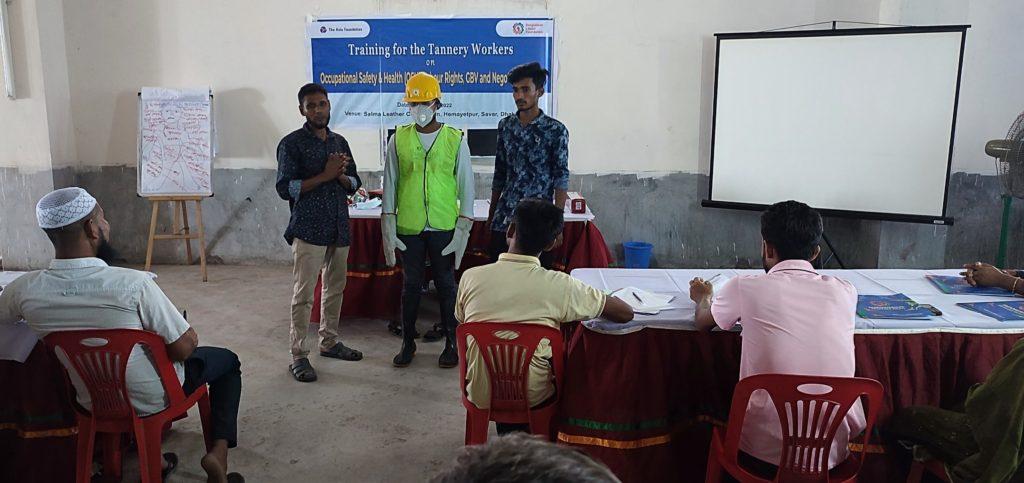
left=138, top=87, right=213, bottom=196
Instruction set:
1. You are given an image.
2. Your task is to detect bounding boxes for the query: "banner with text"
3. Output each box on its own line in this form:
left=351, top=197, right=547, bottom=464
left=308, top=18, right=554, bottom=129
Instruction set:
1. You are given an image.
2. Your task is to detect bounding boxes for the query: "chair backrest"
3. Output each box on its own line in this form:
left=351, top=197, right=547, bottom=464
left=456, top=322, right=565, bottom=412
left=43, top=329, right=186, bottom=420
left=722, top=374, right=883, bottom=482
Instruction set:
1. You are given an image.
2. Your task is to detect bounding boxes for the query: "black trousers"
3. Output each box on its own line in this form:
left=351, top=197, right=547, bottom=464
left=398, top=231, right=457, bottom=338
left=182, top=347, right=242, bottom=448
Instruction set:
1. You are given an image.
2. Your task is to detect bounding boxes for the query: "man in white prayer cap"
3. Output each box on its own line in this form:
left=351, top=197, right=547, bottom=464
left=0, top=187, right=245, bottom=483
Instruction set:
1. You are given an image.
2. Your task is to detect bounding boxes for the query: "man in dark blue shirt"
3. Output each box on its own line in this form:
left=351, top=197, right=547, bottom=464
left=486, top=62, right=569, bottom=264
left=276, top=83, right=363, bottom=383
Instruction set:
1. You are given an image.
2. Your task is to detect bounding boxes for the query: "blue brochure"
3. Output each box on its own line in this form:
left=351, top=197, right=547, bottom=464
left=926, top=275, right=1014, bottom=296
left=857, top=294, right=933, bottom=319
left=957, top=301, right=1024, bottom=321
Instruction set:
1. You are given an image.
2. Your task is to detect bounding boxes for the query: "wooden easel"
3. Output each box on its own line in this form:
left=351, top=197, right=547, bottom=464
left=144, top=195, right=208, bottom=282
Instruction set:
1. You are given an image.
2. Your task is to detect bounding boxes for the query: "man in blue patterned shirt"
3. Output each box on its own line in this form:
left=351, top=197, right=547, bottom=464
left=486, top=62, right=569, bottom=263
left=275, top=83, right=363, bottom=383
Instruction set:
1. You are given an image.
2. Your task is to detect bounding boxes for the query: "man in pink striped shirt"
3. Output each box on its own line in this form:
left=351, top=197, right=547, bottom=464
left=689, top=200, right=864, bottom=472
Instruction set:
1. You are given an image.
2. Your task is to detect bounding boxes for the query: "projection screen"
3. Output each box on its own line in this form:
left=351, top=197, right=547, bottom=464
left=704, top=26, right=968, bottom=224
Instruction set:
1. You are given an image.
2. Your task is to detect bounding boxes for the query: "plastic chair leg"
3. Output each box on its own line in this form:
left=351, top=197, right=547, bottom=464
left=528, top=408, right=555, bottom=442
left=906, top=461, right=924, bottom=483
left=100, top=432, right=123, bottom=479
left=75, top=416, right=95, bottom=483
left=198, top=391, right=215, bottom=452
left=465, top=410, right=490, bottom=445
left=136, top=418, right=166, bottom=483
left=705, top=429, right=724, bottom=483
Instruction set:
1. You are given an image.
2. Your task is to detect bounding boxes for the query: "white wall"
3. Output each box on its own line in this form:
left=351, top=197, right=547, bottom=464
left=879, top=0, right=1024, bottom=175
left=35, top=0, right=1024, bottom=177
left=58, top=0, right=894, bottom=176
left=0, top=0, right=55, bottom=171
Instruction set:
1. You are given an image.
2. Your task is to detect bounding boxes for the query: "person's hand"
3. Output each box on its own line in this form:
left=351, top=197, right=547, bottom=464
left=961, top=262, right=1014, bottom=288
left=332, top=152, right=351, bottom=180
left=689, top=277, right=713, bottom=305
left=320, top=153, right=345, bottom=182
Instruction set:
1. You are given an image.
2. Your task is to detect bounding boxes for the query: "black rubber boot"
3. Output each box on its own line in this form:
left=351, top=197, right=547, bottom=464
left=438, top=333, right=458, bottom=369
left=388, top=320, right=420, bottom=339
left=393, top=338, right=416, bottom=367
left=422, top=323, right=444, bottom=342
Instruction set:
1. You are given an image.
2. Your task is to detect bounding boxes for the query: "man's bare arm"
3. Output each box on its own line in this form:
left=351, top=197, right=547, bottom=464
left=166, top=328, right=198, bottom=362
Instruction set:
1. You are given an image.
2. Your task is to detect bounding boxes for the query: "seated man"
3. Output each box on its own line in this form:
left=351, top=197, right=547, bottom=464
left=962, top=261, right=1024, bottom=295
left=0, top=188, right=243, bottom=483
left=455, top=199, right=633, bottom=433
left=688, top=200, right=863, bottom=472
left=889, top=338, right=1024, bottom=482
left=431, top=432, right=621, bottom=482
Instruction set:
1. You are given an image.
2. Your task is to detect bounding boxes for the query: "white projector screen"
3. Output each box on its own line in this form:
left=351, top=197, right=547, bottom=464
left=707, top=26, right=967, bottom=224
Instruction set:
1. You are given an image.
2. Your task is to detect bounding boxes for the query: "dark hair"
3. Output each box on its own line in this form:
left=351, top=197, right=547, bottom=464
left=512, top=199, right=564, bottom=254
left=297, top=83, right=328, bottom=105
left=431, top=433, right=620, bottom=483
left=508, top=62, right=548, bottom=90
left=760, top=200, right=823, bottom=261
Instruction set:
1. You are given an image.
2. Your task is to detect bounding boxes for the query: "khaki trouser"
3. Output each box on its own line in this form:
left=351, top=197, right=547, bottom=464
left=290, top=238, right=349, bottom=360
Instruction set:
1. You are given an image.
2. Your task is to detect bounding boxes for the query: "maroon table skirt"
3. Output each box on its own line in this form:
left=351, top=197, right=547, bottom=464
left=0, top=342, right=77, bottom=482
left=555, top=328, right=1024, bottom=483
left=312, top=219, right=614, bottom=322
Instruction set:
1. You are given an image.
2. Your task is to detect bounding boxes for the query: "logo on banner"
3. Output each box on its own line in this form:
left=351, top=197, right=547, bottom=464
left=512, top=22, right=525, bottom=35
left=320, top=26, right=327, bottom=33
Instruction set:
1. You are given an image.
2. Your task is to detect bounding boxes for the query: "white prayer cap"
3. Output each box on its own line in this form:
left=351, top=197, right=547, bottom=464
left=36, top=187, right=98, bottom=229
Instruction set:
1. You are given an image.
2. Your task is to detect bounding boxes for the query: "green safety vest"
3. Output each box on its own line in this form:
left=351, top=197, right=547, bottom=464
left=395, top=123, right=462, bottom=235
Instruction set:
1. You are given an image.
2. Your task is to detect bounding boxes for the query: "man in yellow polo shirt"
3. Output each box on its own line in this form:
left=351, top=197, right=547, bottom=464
left=383, top=72, right=475, bottom=369
left=456, top=199, right=634, bottom=434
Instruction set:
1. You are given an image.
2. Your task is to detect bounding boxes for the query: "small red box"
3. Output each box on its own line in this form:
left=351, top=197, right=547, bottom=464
left=568, top=192, right=586, bottom=214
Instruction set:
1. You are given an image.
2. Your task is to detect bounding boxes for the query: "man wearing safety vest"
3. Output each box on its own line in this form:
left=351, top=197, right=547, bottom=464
left=382, top=72, right=475, bottom=369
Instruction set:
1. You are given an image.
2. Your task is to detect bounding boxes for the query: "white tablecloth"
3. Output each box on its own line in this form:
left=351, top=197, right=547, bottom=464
left=349, top=199, right=595, bottom=222
left=574, top=268, right=1024, bottom=335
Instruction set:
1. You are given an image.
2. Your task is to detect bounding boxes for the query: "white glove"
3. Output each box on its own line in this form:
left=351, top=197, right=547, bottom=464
left=441, top=217, right=474, bottom=269
left=382, top=214, right=406, bottom=267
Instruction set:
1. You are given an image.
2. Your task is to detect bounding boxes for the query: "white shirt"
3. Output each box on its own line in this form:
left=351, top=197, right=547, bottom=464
left=0, top=258, right=191, bottom=416
left=382, top=125, right=475, bottom=230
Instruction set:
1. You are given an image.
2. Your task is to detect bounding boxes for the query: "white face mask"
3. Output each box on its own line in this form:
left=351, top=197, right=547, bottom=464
left=410, top=104, right=435, bottom=127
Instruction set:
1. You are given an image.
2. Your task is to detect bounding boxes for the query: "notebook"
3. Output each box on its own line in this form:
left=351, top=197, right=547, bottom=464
left=925, top=275, right=1014, bottom=296
left=957, top=301, right=1024, bottom=321
left=857, top=294, right=934, bottom=319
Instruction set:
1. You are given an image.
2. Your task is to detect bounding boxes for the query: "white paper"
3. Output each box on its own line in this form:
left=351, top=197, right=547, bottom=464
left=139, top=87, right=213, bottom=196
left=612, top=287, right=676, bottom=315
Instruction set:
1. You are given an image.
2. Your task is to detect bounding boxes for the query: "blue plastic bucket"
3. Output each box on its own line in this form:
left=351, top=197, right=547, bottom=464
left=623, top=241, right=654, bottom=269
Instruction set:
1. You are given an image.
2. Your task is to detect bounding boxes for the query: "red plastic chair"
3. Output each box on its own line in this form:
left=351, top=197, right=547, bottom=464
left=706, top=374, right=883, bottom=483
left=44, top=329, right=213, bottom=483
left=456, top=322, right=564, bottom=445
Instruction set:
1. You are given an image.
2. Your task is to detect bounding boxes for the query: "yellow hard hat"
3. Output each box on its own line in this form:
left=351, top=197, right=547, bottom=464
left=403, top=72, right=441, bottom=103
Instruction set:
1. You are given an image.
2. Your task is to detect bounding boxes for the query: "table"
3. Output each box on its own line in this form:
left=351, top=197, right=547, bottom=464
left=0, top=272, right=77, bottom=483
left=312, top=200, right=612, bottom=322
left=557, top=268, right=1024, bottom=483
